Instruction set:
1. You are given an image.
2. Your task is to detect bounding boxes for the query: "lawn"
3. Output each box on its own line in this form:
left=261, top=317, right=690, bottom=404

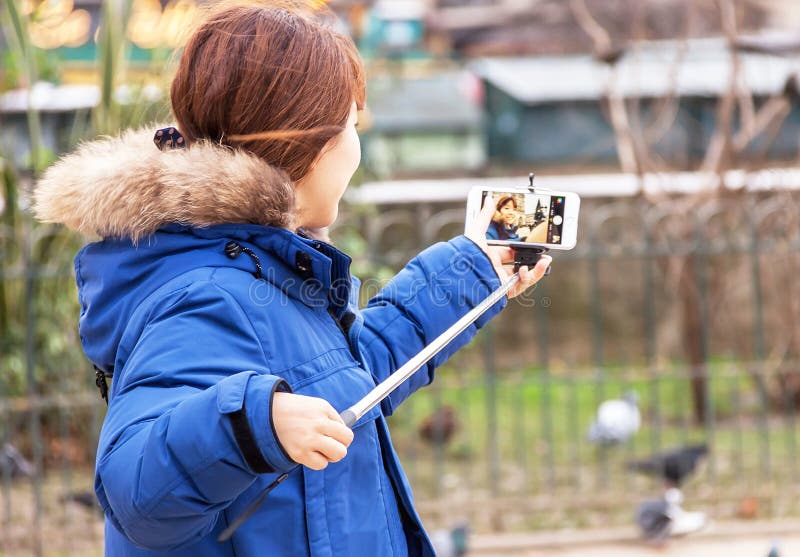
left=388, top=357, right=800, bottom=530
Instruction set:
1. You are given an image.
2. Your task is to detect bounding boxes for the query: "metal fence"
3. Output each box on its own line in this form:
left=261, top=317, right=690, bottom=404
left=2, top=189, right=800, bottom=554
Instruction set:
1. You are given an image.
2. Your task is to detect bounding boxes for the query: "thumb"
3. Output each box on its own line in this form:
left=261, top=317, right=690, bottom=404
left=466, top=195, right=497, bottom=240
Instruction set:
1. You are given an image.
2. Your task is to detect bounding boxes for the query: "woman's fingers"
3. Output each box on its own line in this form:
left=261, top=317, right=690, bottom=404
left=465, top=196, right=498, bottom=242
left=526, top=254, right=551, bottom=282
left=314, top=436, right=349, bottom=463
left=272, top=393, right=355, bottom=470
left=477, top=196, right=497, bottom=233
left=318, top=416, right=355, bottom=447
left=298, top=428, right=349, bottom=470
left=495, top=246, right=515, bottom=266
left=305, top=451, right=330, bottom=471
left=509, top=255, right=552, bottom=298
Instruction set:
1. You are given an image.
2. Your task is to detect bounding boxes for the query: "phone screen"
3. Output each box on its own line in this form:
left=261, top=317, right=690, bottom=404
left=481, top=191, right=567, bottom=245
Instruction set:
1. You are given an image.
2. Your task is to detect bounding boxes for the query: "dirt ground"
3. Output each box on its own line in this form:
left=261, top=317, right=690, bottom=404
left=469, top=520, right=799, bottom=557
left=3, top=474, right=798, bottom=557
left=536, top=538, right=794, bottom=557
left=3, top=520, right=798, bottom=556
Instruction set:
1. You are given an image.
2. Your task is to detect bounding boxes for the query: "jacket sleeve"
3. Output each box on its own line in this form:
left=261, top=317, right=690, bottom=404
left=95, top=280, right=296, bottom=552
left=357, top=235, right=506, bottom=416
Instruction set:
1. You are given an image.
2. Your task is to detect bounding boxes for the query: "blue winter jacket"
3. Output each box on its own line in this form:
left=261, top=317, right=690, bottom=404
left=33, top=129, right=507, bottom=557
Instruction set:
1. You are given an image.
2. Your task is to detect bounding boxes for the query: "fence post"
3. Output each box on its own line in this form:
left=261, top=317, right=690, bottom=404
left=23, top=218, right=43, bottom=557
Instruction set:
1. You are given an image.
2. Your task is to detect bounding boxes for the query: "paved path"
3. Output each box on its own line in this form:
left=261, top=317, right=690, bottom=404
left=469, top=520, right=799, bottom=556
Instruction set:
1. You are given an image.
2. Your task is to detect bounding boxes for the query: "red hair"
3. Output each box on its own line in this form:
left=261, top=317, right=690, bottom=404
left=170, top=2, right=366, bottom=181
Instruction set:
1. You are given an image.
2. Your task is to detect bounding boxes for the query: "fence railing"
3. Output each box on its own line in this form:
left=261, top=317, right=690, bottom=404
left=1, top=189, right=800, bottom=554
left=343, top=190, right=800, bottom=530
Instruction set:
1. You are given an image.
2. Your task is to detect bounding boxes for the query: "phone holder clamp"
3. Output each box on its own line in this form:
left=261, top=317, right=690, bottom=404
left=517, top=172, right=551, bottom=274
left=512, top=245, right=550, bottom=273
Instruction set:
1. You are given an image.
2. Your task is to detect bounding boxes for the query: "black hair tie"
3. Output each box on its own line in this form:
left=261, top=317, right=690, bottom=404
left=153, top=127, right=186, bottom=150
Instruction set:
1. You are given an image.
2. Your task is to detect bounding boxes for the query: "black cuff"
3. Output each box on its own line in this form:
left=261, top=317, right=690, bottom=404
left=268, top=380, right=295, bottom=465
left=227, top=379, right=292, bottom=473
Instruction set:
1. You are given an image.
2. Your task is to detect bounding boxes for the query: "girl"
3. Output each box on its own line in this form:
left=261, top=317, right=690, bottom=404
left=34, top=3, right=551, bottom=556
left=486, top=195, right=523, bottom=242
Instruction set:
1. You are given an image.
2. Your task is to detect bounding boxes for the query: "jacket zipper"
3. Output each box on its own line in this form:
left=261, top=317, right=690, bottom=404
left=328, top=307, right=346, bottom=335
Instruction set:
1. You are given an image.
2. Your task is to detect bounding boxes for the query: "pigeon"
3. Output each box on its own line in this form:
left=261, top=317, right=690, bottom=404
left=430, top=524, right=468, bottom=557
left=635, top=497, right=672, bottom=541
left=636, top=488, right=707, bottom=541
left=627, top=444, right=708, bottom=487
left=587, top=391, right=640, bottom=446
left=0, top=443, right=34, bottom=479
left=61, top=490, right=103, bottom=514
left=419, top=405, right=459, bottom=448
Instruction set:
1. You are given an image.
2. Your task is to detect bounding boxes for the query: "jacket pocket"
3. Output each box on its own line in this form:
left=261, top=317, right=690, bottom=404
left=292, top=360, right=382, bottom=428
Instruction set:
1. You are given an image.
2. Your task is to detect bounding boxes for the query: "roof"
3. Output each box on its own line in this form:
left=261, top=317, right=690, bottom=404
left=372, top=0, right=427, bottom=20
left=0, top=82, right=166, bottom=113
left=472, top=38, right=800, bottom=104
left=0, top=82, right=100, bottom=113
left=366, top=71, right=483, bottom=132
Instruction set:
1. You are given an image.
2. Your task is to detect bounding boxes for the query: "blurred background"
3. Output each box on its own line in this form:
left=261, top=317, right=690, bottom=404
left=2, top=0, right=800, bottom=555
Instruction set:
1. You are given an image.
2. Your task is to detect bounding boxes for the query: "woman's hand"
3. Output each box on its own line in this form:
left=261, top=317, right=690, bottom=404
left=271, top=392, right=354, bottom=470
left=465, top=196, right=552, bottom=299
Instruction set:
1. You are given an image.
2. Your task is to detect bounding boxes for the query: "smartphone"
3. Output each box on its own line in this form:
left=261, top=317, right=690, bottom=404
left=466, top=186, right=580, bottom=250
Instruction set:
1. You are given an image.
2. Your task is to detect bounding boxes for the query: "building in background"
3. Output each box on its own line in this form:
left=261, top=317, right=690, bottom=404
left=474, top=38, right=800, bottom=171
left=3, top=0, right=800, bottom=177
left=361, top=70, right=485, bottom=178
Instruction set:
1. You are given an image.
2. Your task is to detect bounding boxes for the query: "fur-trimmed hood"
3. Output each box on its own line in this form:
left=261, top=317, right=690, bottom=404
left=34, top=127, right=297, bottom=242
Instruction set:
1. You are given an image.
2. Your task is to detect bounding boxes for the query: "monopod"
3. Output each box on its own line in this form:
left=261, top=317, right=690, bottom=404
left=218, top=248, right=548, bottom=542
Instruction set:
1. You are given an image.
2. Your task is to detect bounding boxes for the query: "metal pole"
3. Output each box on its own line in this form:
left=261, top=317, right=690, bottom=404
left=220, top=272, right=522, bottom=542
left=340, top=273, right=520, bottom=427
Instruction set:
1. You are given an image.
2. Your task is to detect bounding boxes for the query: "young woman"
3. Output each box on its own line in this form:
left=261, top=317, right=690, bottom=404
left=34, top=3, right=551, bottom=556
left=486, top=195, right=523, bottom=241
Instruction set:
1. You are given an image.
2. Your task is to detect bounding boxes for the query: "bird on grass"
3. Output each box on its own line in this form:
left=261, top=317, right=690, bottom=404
left=631, top=444, right=709, bottom=543
left=636, top=487, right=707, bottom=542
left=627, top=443, right=708, bottom=487
left=419, top=405, right=459, bottom=448
left=587, top=391, right=641, bottom=446
left=0, top=443, right=34, bottom=479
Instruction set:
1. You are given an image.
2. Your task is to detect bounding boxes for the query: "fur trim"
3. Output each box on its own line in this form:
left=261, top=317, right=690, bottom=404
left=33, top=127, right=297, bottom=243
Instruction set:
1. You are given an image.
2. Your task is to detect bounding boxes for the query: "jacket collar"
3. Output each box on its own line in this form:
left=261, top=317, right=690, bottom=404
left=33, top=125, right=351, bottom=311
left=33, top=126, right=298, bottom=243
left=160, top=224, right=353, bottom=313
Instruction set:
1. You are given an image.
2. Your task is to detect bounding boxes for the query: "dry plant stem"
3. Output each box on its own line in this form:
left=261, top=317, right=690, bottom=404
left=701, top=0, right=738, bottom=179
left=733, top=97, right=792, bottom=155
left=569, top=0, right=640, bottom=175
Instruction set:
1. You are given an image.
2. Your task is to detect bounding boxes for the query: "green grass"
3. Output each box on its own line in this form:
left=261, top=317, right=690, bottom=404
left=388, top=361, right=800, bottom=530
left=4, top=360, right=799, bottom=551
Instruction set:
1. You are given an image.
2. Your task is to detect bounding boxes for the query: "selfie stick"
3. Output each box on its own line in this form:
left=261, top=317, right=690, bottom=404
left=339, top=270, right=522, bottom=427
left=339, top=173, right=548, bottom=428
left=343, top=174, right=552, bottom=428
left=219, top=250, right=547, bottom=542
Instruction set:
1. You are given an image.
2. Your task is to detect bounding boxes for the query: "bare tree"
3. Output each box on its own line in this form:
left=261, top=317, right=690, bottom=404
left=571, top=0, right=799, bottom=423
